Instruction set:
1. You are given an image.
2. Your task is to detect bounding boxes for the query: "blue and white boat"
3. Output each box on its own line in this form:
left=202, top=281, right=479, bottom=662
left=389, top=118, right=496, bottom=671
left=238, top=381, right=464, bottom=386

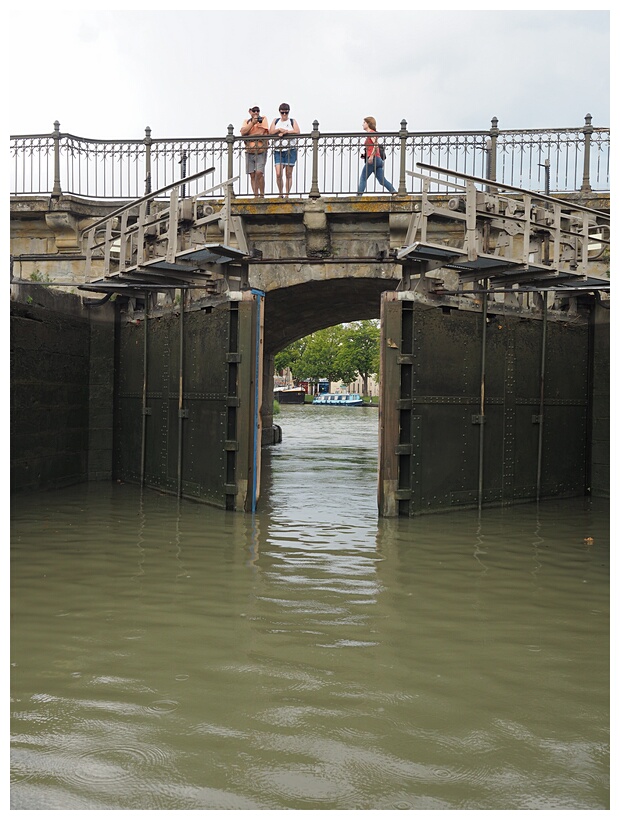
left=312, top=392, right=364, bottom=407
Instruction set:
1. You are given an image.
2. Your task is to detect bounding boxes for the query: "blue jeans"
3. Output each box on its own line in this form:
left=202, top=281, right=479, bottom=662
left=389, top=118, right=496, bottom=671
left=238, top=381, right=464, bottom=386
left=358, top=157, right=396, bottom=194
left=273, top=148, right=298, bottom=166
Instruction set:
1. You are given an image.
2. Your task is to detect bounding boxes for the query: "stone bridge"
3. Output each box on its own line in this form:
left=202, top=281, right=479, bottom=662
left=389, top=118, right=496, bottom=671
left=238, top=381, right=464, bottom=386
left=10, top=121, right=610, bottom=515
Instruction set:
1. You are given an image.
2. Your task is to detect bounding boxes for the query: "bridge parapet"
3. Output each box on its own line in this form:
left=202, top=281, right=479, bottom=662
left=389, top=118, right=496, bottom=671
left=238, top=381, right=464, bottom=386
left=10, top=115, right=609, bottom=201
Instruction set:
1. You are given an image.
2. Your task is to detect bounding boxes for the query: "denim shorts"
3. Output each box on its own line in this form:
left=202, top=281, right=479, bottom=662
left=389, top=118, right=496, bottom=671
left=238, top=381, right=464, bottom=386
left=273, top=149, right=298, bottom=167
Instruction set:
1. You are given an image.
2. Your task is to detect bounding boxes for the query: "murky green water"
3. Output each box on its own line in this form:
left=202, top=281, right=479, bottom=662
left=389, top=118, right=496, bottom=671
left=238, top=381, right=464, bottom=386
left=11, top=405, right=609, bottom=810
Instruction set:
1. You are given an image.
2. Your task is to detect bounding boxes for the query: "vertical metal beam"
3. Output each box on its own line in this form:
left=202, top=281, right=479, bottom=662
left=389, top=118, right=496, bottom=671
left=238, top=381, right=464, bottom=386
left=137, top=201, right=148, bottom=268
left=177, top=290, right=185, bottom=498
left=536, top=299, right=548, bottom=501
left=226, top=301, right=239, bottom=511
left=378, top=292, right=401, bottom=517
left=103, top=218, right=113, bottom=277
left=167, top=188, right=179, bottom=262
left=584, top=301, right=596, bottom=495
left=552, top=202, right=561, bottom=270
left=522, top=194, right=532, bottom=265
left=251, top=289, right=264, bottom=513
left=84, top=228, right=94, bottom=284
left=140, top=292, right=149, bottom=486
left=223, top=183, right=232, bottom=247
left=119, top=210, right=129, bottom=272
left=477, top=290, right=488, bottom=512
left=465, top=180, right=478, bottom=260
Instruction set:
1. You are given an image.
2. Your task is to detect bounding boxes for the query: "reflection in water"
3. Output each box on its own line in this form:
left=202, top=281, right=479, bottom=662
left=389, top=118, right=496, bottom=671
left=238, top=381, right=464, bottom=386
left=11, top=405, right=609, bottom=810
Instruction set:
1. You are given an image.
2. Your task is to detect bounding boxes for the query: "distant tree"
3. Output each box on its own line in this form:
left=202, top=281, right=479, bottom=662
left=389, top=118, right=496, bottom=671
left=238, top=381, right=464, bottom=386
left=274, top=321, right=380, bottom=391
left=341, top=320, right=380, bottom=395
left=274, top=337, right=306, bottom=378
left=298, top=326, right=357, bottom=384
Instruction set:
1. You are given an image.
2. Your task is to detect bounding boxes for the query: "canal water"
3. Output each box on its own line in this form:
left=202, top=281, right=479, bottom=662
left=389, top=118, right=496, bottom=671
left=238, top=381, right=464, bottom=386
left=10, top=405, right=609, bottom=810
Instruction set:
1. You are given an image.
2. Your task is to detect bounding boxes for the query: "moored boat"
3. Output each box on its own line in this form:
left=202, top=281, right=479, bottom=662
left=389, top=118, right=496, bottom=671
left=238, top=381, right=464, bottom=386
left=274, top=386, right=306, bottom=404
left=312, top=393, right=364, bottom=407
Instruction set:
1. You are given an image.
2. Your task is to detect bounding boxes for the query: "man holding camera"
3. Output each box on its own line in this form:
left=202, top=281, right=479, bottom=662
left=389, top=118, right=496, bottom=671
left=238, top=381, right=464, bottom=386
left=240, top=106, right=270, bottom=197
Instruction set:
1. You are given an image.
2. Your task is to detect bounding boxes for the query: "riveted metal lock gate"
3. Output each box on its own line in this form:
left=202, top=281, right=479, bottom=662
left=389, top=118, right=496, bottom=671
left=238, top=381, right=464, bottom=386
left=114, top=293, right=262, bottom=511
left=378, top=293, right=590, bottom=516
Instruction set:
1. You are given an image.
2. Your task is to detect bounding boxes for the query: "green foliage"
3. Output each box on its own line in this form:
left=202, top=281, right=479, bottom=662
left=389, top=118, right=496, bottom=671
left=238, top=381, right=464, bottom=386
left=274, top=337, right=307, bottom=376
left=340, top=320, right=380, bottom=394
left=273, top=400, right=281, bottom=415
left=29, top=269, right=51, bottom=283
left=274, top=320, right=380, bottom=394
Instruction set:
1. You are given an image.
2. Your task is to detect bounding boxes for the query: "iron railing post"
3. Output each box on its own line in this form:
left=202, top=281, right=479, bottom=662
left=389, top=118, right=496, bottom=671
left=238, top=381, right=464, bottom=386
left=143, top=126, right=152, bottom=197
left=487, top=116, right=499, bottom=183
left=309, top=119, right=321, bottom=199
left=51, top=120, right=62, bottom=198
left=581, top=113, right=593, bottom=193
left=398, top=119, right=408, bottom=195
left=226, top=124, right=235, bottom=189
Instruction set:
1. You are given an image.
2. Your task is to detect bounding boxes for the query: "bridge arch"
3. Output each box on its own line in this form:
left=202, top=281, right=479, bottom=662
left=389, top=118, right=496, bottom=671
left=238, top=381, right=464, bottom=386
left=263, top=275, right=398, bottom=355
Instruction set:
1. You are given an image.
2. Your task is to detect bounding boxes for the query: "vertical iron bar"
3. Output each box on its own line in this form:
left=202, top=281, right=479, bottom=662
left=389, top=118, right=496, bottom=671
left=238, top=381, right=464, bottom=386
left=584, top=301, right=596, bottom=495
left=251, top=290, right=264, bottom=513
left=542, top=159, right=550, bottom=264
left=478, top=290, right=488, bottom=512
left=536, top=299, right=547, bottom=501
left=177, top=290, right=185, bottom=498
left=140, top=293, right=149, bottom=486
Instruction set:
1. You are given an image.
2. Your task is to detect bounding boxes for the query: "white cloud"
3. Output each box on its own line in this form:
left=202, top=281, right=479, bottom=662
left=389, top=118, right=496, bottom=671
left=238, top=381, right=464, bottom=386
left=7, top=9, right=610, bottom=139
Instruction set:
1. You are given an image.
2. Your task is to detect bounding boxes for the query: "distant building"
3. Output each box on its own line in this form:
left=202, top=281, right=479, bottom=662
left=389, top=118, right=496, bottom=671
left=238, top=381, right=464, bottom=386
left=274, top=367, right=379, bottom=396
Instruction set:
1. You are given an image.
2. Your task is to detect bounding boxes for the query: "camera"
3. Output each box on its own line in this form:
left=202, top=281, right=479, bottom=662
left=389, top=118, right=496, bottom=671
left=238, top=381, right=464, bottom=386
left=257, top=116, right=263, bottom=123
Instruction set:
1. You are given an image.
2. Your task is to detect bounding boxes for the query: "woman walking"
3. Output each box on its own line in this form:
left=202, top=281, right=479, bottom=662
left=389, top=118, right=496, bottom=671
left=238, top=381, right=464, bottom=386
left=357, top=116, right=396, bottom=195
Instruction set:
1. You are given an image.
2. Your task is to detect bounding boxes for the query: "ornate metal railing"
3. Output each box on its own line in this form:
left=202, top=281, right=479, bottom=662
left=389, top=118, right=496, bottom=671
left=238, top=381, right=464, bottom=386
left=10, top=115, right=609, bottom=200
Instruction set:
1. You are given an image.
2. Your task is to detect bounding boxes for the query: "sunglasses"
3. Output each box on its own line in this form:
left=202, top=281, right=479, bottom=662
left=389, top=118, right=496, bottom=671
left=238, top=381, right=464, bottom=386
left=279, top=109, right=289, bottom=113
left=251, top=108, right=260, bottom=112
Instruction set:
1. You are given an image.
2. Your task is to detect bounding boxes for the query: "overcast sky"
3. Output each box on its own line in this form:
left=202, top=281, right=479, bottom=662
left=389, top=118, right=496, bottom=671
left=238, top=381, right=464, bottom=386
left=7, top=5, right=610, bottom=141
